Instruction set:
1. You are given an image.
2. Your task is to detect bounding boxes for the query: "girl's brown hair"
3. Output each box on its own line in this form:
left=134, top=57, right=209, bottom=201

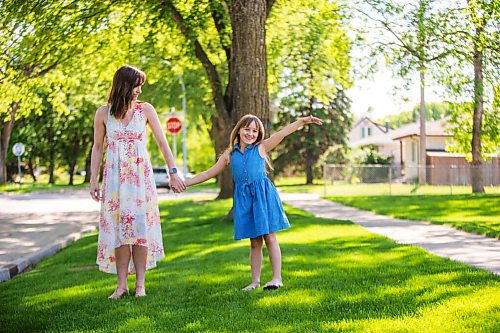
left=108, top=65, right=146, bottom=119
left=225, top=114, right=273, bottom=170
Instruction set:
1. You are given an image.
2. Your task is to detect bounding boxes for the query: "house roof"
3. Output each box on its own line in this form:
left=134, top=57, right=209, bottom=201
left=349, top=117, right=453, bottom=148
left=349, top=133, right=397, bottom=148
left=351, top=116, right=389, bottom=133
left=391, top=117, right=452, bottom=140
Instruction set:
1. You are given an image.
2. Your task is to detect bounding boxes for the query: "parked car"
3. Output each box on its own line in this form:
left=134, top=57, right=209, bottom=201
left=152, top=166, right=170, bottom=188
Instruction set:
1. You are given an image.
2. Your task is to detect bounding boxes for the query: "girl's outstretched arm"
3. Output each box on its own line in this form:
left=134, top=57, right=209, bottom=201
left=261, top=115, right=322, bottom=153
left=185, top=150, right=230, bottom=186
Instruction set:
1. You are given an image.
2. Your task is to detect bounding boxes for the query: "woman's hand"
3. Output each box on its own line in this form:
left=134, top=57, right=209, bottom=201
left=90, top=181, right=102, bottom=202
left=301, top=115, right=323, bottom=125
left=169, top=174, right=186, bottom=193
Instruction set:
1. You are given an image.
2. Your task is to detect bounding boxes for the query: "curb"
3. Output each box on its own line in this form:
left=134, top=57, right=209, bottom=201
left=0, top=225, right=96, bottom=283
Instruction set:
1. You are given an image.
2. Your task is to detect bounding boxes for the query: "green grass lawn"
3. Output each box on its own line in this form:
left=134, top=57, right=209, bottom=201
left=275, top=178, right=500, bottom=196
left=326, top=194, right=500, bottom=239
left=1, top=199, right=499, bottom=332
left=0, top=174, right=88, bottom=193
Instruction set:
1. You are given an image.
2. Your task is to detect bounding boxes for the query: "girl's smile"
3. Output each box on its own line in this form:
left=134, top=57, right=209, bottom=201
left=239, top=121, right=259, bottom=147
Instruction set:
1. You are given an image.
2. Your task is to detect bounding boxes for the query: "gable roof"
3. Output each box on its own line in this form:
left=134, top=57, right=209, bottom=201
left=351, top=116, right=389, bottom=133
left=349, top=117, right=453, bottom=148
left=391, top=117, right=452, bottom=140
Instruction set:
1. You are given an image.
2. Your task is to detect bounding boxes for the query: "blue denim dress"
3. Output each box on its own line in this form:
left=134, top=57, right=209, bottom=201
left=231, top=144, right=290, bottom=240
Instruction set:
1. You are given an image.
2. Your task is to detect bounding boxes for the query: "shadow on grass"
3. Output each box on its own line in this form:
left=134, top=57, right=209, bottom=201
left=1, top=199, right=499, bottom=332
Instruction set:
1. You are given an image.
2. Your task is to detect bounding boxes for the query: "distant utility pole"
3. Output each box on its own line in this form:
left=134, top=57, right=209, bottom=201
left=163, top=60, right=188, bottom=175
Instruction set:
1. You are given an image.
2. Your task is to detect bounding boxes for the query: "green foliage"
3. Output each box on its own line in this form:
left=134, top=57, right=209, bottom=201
left=377, top=102, right=452, bottom=128
left=351, top=146, right=393, bottom=165
left=268, top=0, right=352, bottom=180
left=446, top=101, right=500, bottom=159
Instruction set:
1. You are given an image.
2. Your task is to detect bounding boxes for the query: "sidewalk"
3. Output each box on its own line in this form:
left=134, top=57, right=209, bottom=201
left=0, top=189, right=217, bottom=282
left=281, top=192, right=500, bottom=275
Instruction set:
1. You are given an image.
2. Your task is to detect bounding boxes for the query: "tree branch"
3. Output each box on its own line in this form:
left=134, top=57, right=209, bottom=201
left=163, top=0, right=229, bottom=121
left=266, top=0, right=276, bottom=17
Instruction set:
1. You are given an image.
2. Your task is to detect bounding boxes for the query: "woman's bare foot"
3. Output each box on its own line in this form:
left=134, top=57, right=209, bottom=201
left=263, top=279, right=283, bottom=290
left=108, top=286, right=129, bottom=299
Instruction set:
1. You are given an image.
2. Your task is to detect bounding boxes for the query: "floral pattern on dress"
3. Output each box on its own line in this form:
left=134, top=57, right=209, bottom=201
left=96, top=102, right=165, bottom=274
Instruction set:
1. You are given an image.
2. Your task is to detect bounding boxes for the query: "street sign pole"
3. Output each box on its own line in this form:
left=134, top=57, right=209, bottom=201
left=12, top=142, right=25, bottom=183
left=179, top=75, right=187, bottom=176
left=172, top=133, right=177, bottom=160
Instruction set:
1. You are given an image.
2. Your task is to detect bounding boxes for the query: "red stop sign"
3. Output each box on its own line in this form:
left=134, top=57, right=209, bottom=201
left=166, top=117, right=182, bottom=134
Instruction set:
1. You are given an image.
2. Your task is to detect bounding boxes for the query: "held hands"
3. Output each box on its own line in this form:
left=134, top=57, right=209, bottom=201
left=301, top=115, right=323, bottom=126
left=169, top=173, right=186, bottom=193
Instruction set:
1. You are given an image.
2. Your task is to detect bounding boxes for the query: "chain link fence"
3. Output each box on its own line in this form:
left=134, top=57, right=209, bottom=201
left=323, top=164, right=500, bottom=196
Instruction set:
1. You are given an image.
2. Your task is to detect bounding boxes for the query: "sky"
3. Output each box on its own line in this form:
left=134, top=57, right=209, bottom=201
left=346, top=64, right=444, bottom=122
left=344, top=2, right=446, bottom=122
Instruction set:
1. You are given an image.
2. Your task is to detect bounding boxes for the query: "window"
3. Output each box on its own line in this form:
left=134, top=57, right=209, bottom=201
left=411, top=141, right=417, bottom=162
left=361, top=126, right=372, bottom=138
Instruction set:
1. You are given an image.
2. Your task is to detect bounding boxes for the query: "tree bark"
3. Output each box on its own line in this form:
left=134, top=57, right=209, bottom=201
left=471, top=33, right=484, bottom=193
left=0, top=103, right=19, bottom=184
left=230, top=0, right=270, bottom=130
left=418, top=69, right=426, bottom=184
left=84, top=148, right=92, bottom=183
left=211, top=114, right=232, bottom=199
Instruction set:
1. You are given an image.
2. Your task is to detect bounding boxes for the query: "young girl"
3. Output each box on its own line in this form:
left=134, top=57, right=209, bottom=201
left=185, top=114, right=322, bottom=290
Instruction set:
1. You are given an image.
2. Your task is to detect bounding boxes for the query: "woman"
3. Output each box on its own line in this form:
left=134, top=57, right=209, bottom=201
left=90, top=65, right=185, bottom=299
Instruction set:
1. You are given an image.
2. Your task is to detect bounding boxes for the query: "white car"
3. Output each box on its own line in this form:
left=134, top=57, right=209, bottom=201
left=152, top=167, right=170, bottom=188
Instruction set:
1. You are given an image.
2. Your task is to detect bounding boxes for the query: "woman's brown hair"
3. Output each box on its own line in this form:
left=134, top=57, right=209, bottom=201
left=108, top=65, right=146, bottom=119
left=225, top=114, right=273, bottom=170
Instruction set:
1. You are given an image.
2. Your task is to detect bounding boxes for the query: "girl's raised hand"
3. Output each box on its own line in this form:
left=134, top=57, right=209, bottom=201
left=301, top=115, right=323, bottom=125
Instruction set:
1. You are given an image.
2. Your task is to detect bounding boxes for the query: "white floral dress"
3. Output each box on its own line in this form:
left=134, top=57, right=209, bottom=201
left=96, top=102, right=164, bottom=274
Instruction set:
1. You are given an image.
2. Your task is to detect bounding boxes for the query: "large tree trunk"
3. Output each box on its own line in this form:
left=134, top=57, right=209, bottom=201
left=471, top=35, right=484, bottom=193
left=211, top=114, right=232, bottom=199
left=230, top=0, right=270, bottom=129
left=0, top=103, right=19, bottom=184
left=418, top=69, right=426, bottom=184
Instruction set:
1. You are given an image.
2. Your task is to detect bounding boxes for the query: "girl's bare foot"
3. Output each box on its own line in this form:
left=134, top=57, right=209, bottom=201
left=241, top=282, right=260, bottom=291
left=135, top=285, right=147, bottom=297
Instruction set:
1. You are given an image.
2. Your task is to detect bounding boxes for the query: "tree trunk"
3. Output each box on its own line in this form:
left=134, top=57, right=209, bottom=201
left=0, top=103, right=19, bottom=184
left=211, top=114, right=233, bottom=199
left=471, top=33, right=484, bottom=193
left=305, top=152, right=314, bottom=185
left=230, top=0, right=270, bottom=130
left=68, top=162, right=76, bottom=185
left=418, top=69, right=426, bottom=184
left=84, top=149, right=92, bottom=183
left=27, top=156, right=37, bottom=182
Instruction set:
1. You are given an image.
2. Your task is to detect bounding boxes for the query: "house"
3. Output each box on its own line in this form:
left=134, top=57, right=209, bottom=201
left=348, top=116, right=390, bottom=142
left=348, top=117, right=400, bottom=164
left=390, top=117, right=453, bottom=181
left=348, top=116, right=499, bottom=185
